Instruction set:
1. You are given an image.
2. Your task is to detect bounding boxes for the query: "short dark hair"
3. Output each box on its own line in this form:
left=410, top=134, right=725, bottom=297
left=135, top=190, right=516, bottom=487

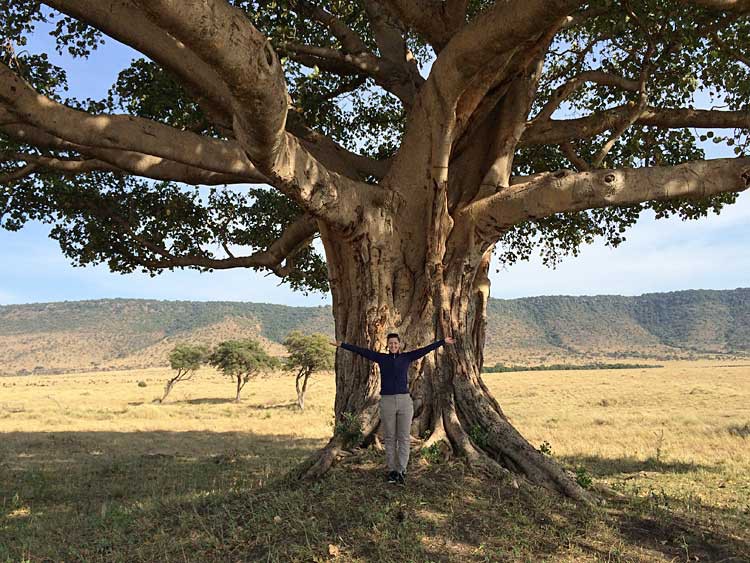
left=386, top=333, right=400, bottom=341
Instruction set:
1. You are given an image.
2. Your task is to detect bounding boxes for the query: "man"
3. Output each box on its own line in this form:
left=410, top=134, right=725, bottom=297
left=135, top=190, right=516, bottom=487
left=331, top=333, right=455, bottom=485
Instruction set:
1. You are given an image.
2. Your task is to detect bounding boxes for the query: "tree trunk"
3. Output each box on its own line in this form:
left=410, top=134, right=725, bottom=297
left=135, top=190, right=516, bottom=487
left=235, top=376, right=244, bottom=402
left=295, top=370, right=310, bottom=410
left=159, top=379, right=176, bottom=403
left=299, top=209, right=589, bottom=501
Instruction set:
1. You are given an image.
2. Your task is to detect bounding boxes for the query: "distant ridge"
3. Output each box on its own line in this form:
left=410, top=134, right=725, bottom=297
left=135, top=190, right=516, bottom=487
left=1, top=288, right=748, bottom=375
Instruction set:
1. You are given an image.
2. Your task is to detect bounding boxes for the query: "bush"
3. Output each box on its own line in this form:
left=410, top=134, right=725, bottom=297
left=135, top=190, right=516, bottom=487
left=335, top=412, right=363, bottom=448
left=575, top=466, right=593, bottom=489
left=421, top=443, right=443, bottom=464
left=468, top=424, right=489, bottom=448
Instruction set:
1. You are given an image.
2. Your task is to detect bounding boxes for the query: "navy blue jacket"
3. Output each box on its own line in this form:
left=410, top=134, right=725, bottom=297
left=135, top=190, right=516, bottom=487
left=340, top=339, right=445, bottom=395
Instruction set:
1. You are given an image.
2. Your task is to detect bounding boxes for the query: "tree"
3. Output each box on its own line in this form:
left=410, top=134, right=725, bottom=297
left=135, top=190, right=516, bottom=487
left=1, top=1, right=749, bottom=499
left=284, top=331, right=335, bottom=410
left=159, top=343, right=208, bottom=403
left=209, top=339, right=278, bottom=402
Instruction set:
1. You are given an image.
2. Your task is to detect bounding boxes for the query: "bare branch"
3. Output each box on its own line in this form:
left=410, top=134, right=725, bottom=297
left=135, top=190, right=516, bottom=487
left=709, top=30, right=750, bottom=68
left=2, top=152, right=118, bottom=175
left=82, top=195, right=320, bottom=276
left=590, top=41, right=654, bottom=168
left=522, top=106, right=750, bottom=146
left=290, top=1, right=369, bottom=54
left=0, top=163, right=39, bottom=184
left=560, top=141, right=591, bottom=171
left=278, top=40, right=421, bottom=106
left=533, top=71, right=640, bottom=123
left=466, top=157, right=750, bottom=241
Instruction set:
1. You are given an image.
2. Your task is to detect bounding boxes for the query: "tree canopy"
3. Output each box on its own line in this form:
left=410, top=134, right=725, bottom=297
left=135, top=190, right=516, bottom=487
left=209, top=339, right=278, bottom=379
left=1, top=0, right=748, bottom=294
left=284, top=331, right=336, bottom=374
left=169, top=343, right=209, bottom=374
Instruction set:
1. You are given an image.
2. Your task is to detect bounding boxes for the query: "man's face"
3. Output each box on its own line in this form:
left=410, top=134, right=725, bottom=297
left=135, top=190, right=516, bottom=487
left=386, top=337, right=401, bottom=354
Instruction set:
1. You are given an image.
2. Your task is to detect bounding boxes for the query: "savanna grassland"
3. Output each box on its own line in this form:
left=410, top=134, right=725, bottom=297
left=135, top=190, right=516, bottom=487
left=1, top=361, right=748, bottom=562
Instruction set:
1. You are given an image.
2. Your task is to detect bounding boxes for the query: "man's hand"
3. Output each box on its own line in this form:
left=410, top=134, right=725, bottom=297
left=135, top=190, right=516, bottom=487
left=330, top=340, right=342, bottom=347
left=445, top=336, right=455, bottom=345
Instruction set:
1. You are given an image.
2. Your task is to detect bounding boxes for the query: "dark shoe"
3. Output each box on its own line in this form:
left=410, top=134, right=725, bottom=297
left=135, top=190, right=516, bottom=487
left=387, top=470, right=399, bottom=484
left=396, top=472, right=406, bottom=485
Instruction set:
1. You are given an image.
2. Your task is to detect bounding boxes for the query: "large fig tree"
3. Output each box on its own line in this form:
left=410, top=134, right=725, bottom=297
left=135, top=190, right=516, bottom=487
left=2, top=0, right=749, bottom=499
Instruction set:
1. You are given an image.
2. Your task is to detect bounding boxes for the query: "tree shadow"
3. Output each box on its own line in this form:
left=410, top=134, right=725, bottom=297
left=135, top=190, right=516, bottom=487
left=182, top=397, right=237, bottom=405
left=559, top=454, right=719, bottom=477
left=248, top=401, right=298, bottom=410
left=601, top=489, right=750, bottom=563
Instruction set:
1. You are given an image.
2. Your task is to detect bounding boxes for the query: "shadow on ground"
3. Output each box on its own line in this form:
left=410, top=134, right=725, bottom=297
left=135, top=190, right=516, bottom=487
left=559, top=453, right=720, bottom=477
left=1, top=433, right=748, bottom=562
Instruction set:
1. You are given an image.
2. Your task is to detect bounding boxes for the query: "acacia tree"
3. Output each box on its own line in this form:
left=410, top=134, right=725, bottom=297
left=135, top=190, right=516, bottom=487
left=284, top=331, right=335, bottom=410
left=159, top=343, right=209, bottom=403
left=1, top=1, right=749, bottom=499
left=209, top=339, right=277, bottom=402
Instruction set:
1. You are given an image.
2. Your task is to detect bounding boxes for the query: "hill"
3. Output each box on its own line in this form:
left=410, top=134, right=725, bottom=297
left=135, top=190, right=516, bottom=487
left=1, top=288, right=749, bottom=375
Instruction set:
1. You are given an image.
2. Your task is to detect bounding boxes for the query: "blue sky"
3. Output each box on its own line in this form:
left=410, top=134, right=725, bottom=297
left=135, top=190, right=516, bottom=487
left=0, top=18, right=747, bottom=306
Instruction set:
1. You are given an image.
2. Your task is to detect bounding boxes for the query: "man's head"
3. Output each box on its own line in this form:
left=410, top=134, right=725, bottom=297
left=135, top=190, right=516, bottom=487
left=386, top=333, right=401, bottom=354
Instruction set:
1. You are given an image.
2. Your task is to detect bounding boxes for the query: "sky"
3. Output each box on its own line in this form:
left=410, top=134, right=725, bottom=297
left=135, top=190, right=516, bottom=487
left=0, top=15, right=747, bottom=306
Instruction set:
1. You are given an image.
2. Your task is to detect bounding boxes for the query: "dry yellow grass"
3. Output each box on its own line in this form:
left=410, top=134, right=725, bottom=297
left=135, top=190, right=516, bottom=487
left=1, top=360, right=749, bottom=562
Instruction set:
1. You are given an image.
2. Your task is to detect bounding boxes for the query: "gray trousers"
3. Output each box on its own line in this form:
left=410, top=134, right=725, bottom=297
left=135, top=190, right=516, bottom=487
left=380, top=393, right=414, bottom=473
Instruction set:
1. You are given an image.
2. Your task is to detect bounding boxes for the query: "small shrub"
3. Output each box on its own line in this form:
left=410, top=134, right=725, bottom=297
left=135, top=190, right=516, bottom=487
left=539, top=441, right=553, bottom=456
left=469, top=424, right=489, bottom=448
left=575, top=466, right=593, bottom=489
left=137, top=381, right=147, bottom=388
left=421, top=443, right=443, bottom=464
left=335, top=412, right=363, bottom=447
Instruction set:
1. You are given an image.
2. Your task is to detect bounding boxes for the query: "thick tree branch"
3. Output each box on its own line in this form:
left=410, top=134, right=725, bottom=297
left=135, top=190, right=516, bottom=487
left=43, top=0, right=388, bottom=183
left=430, top=0, right=582, bottom=102
left=363, top=1, right=426, bottom=86
left=277, top=40, right=421, bottom=106
left=381, top=0, right=467, bottom=52
left=475, top=60, right=546, bottom=199
left=1, top=152, right=118, bottom=175
left=42, top=0, right=234, bottom=129
left=0, top=133, right=258, bottom=185
left=0, top=65, right=266, bottom=180
left=134, top=0, right=373, bottom=222
left=466, top=157, right=750, bottom=240
left=522, top=106, right=750, bottom=146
